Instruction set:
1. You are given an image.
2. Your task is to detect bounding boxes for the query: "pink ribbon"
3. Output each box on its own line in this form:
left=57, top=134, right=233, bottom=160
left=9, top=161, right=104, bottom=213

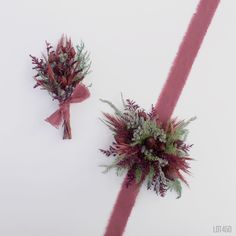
left=104, top=0, right=220, bottom=235
left=45, top=83, right=90, bottom=139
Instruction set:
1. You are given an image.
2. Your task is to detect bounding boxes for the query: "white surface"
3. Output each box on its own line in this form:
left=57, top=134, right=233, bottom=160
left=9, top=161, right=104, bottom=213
left=0, top=0, right=235, bottom=235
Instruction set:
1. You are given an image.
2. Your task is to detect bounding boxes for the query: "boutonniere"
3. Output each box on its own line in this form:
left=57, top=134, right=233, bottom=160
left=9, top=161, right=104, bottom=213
left=30, top=35, right=91, bottom=139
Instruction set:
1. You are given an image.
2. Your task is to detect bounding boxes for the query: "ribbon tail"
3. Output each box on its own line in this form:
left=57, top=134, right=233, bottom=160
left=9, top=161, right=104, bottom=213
left=45, top=108, right=63, bottom=129
left=104, top=177, right=141, bottom=236
left=154, top=0, right=220, bottom=121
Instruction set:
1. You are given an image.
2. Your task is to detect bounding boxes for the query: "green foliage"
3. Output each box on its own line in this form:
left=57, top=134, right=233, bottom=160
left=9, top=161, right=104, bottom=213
left=116, top=167, right=126, bottom=176
left=168, top=117, right=196, bottom=142
left=135, top=167, right=142, bottom=183
left=100, top=163, right=117, bottom=174
left=165, top=142, right=177, bottom=155
left=167, top=179, right=182, bottom=199
left=132, top=120, right=166, bottom=145
left=75, top=42, right=91, bottom=80
left=143, top=150, right=168, bottom=166
left=165, top=117, right=196, bottom=155
left=100, top=156, right=124, bottom=173
left=100, top=99, right=123, bottom=117
left=147, top=165, right=155, bottom=188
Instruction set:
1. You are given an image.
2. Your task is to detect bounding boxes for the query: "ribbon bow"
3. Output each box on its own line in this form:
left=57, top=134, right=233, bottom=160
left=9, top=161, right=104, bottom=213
left=45, top=83, right=90, bottom=139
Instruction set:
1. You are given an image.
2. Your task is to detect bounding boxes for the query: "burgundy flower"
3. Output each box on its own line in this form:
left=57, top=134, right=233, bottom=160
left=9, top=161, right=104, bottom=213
left=100, top=98, right=195, bottom=198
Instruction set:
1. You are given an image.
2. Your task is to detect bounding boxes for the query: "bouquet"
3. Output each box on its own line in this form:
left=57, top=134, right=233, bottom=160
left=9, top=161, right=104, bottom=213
left=30, top=35, right=91, bottom=139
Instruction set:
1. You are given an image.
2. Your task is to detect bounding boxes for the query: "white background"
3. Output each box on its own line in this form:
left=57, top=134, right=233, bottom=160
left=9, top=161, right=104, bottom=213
left=0, top=0, right=235, bottom=235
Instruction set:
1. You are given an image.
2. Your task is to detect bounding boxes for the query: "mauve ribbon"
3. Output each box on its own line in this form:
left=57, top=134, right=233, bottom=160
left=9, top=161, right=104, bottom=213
left=104, top=0, right=220, bottom=235
left=45, top=83, right=90, bottom=130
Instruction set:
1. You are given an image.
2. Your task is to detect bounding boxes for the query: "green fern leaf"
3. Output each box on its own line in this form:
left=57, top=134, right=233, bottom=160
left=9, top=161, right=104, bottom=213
left=167, top=179, right=182, bottom=199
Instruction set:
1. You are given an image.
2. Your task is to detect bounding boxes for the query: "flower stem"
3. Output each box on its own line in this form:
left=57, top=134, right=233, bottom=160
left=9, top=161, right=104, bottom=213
left=63, top=120, right=72, bottom=139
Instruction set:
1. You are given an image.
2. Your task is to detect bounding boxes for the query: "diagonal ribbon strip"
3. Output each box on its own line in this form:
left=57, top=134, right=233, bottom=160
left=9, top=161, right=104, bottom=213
left=104, top=0, right=220, bottom=235
left=45, top=83, right=90, bottom=139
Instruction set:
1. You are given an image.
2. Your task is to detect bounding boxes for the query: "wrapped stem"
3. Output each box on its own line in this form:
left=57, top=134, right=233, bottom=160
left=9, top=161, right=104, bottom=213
left=62, top=103, right=72, bottom=139
left=63, top=119, right=72, bottom=139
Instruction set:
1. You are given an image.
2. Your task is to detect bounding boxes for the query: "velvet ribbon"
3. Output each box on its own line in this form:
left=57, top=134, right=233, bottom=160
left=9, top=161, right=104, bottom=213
left=45, top=83, right=90, bottom=139
left=104, top=0, right=220, bottom=235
